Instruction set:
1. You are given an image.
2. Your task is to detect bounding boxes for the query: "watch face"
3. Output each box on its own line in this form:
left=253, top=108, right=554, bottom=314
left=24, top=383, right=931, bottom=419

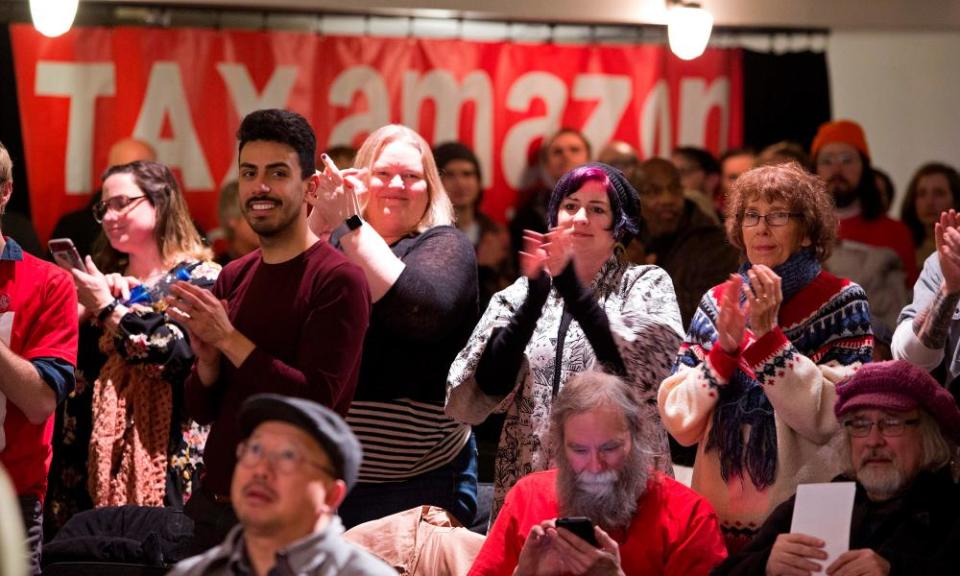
left=346, top=215, right=363, bottom=231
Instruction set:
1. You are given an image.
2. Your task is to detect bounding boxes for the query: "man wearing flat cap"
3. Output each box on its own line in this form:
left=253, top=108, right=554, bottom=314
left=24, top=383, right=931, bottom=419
left=170, top=394, right=394, bottom=575
left=714, top=360, right=960, bottom=576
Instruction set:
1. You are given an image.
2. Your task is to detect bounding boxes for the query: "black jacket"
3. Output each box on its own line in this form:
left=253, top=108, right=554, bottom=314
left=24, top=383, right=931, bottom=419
left=713, top=469, right=960, bottom=575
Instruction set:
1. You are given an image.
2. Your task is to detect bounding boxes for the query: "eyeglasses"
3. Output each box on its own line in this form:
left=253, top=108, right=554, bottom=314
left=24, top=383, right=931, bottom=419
left=816, top=153, right=860, bottom=168
left=742, top=211, right=801, bottom=228
left=235, top=440, right=336, bottom=476
left=844, top=417, right=920, bottom=438
left=92, top=195, right=148, bottom=223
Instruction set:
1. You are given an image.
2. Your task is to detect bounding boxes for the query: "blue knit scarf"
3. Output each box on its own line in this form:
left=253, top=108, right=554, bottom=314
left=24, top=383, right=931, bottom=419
left=704, top=248, right=821, bottom=489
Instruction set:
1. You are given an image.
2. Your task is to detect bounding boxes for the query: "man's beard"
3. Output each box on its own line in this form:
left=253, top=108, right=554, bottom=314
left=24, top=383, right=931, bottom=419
left=556, top=440, right=650, bottom=533
left=829, top=177, right=858, bottom=209
left=855, top=449, right=907, bottom=500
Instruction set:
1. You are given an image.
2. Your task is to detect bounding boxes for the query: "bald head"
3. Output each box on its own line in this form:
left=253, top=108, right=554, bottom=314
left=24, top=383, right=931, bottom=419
left=107, top=138, right=156, bottom=168
left=598, top=141, right=639, bottom=179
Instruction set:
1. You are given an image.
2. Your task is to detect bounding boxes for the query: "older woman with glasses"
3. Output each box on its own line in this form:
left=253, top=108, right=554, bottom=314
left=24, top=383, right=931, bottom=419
left=45, top=161, right=219, bottom=536
left=658, top=162, right=874, bottom=553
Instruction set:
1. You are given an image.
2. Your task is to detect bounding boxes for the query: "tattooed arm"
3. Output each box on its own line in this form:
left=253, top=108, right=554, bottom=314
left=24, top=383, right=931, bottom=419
left=893, top=210, right=960, bottom=369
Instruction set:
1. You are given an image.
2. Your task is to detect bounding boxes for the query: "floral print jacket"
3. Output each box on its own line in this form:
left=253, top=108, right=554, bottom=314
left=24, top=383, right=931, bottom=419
left=447, top=257, right=684, bottom=520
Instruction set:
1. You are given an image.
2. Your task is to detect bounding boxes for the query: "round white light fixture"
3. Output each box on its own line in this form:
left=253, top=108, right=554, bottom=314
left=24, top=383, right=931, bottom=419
left=667, top=2, right=714, bottom=61
left=30, top=0, right=80, bottom=38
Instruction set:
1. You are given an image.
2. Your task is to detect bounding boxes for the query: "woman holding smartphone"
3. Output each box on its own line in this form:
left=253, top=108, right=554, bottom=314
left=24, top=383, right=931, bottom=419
left=44, top=161, right=219, bottom=536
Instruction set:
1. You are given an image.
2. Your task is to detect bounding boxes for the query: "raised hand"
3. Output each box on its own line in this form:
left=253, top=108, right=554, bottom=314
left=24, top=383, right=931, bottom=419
left=717, top=274, right=748, bottom=354
left=519, top=230, right=548, bottom=279
left=746, top=265, right=783, bottom=338
left=936, top=209, right=960, bottom=294
left=310, top=153, right=366, bottom=233
left=542, top=223, right=575, bottom=277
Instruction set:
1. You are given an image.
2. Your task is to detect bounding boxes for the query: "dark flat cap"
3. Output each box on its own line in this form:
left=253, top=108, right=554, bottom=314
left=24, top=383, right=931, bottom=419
left=239, top=394, right=362, bottom=492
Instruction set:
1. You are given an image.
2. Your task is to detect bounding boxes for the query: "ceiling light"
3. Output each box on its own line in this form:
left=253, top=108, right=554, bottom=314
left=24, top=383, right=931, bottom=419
left=30, top=0, right=80, bottom=38
left=667, top=2, right=714, bottom=60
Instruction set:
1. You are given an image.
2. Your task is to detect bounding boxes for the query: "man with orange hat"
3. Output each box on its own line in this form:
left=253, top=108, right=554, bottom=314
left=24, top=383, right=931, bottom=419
left=811, top=120, right=917, bottom=284
left=713, top=360, right=960, bottom=575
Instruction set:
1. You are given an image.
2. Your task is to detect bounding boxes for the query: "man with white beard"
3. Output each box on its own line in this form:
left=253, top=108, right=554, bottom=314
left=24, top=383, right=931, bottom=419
left=714, top=360, right=960, bottom=576
left=468, top=371, right=727, bottom=576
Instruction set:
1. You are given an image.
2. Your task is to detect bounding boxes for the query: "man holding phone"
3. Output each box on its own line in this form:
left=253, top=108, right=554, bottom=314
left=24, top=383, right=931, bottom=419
left=0, top=142, right=79, bottom=573
left=469, top=371, right=727, bottom=575
left=169, top=109, right=370, bottom=554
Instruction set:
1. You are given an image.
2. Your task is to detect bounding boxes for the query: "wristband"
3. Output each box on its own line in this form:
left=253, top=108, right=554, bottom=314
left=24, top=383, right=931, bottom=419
left=97, top=298, right=121, bottom=324
left=330, top=215, right=364, bottom=249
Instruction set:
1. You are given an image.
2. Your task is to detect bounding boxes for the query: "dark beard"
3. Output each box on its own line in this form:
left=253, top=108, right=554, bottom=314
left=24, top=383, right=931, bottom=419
left=555, top=441, right=650, bottom=533
left=829, top=178, right=858, bottom=208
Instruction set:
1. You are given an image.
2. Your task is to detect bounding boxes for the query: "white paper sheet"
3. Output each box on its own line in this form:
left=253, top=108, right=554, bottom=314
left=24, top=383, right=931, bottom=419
left=789, top=482, right=857, bottom=574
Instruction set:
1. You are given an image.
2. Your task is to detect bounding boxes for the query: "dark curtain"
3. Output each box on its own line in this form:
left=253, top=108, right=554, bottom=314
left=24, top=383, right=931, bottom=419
left=0, top=25, right=29, bottom=216
left=741, top=49, right=832, bottom=152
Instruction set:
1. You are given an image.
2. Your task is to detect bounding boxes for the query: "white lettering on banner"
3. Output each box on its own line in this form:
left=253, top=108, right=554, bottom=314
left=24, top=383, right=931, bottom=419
left=35, top=62, right=116, bottom=195
left=501, top=72, right=567, bottom=190
left=640, top=80, right=672, bottom=159
left=328, top=66, right=390, bottom=150
left=572, top=74, right=632, bottom=157
left=678, top=78, right=730, bottom=148
left=402, top=70, right=494, bottom=188
left=133, top=62, right=214, bottom=190
left=217, top=64, right=298, bottom=185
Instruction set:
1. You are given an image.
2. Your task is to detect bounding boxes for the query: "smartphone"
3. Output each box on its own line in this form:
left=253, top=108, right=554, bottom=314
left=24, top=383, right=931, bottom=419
left=48, top=238, right=85, bottom=271
left=555, top=516, right=598, bottom=547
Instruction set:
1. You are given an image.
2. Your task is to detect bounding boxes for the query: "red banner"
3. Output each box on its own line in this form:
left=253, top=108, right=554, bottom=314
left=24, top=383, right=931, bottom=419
left=10, top=24, right=742, bottom=243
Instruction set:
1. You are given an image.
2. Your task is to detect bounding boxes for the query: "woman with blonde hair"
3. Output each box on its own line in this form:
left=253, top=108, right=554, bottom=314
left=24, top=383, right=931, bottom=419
left=45, top=161, right=219, bottom=534
left=308, top=124, right=479, bottom=527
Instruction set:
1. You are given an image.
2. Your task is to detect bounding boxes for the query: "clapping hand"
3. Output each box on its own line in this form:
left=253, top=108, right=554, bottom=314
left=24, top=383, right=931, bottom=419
left=717, top=274, right=748, bottom=355
left=936, top=209, right=960, bottom=294
left=309, top=153, right=365, bottom=233
left=746, top=265, right=783, bottom=338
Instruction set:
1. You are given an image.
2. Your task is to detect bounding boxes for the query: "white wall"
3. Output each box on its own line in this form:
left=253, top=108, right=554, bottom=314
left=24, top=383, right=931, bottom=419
left=829, top=31, right=960, bottom=215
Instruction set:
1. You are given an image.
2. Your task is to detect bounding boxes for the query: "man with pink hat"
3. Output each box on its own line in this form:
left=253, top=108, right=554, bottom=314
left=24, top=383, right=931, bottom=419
left=714, top=360, right=960, bottom=575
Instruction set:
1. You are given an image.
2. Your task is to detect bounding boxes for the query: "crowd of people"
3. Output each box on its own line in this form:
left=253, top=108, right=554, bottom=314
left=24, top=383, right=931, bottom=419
left=1, top=112, right=960, bottom=576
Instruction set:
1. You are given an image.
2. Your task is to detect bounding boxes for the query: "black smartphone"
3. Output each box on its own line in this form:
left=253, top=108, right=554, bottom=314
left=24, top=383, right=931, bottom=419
left=555, top=516, right=598, bottom=547
left=48, top=238, right=85, bottom=271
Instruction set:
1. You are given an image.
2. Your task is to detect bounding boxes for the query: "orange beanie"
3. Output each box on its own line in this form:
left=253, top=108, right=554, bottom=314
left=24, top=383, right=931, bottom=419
left=810, top=120, right=870, bottom=161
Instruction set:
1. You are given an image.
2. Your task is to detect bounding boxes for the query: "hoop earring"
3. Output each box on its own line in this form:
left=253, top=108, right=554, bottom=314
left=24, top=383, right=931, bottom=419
left=613, top=241, right=626, bottom=259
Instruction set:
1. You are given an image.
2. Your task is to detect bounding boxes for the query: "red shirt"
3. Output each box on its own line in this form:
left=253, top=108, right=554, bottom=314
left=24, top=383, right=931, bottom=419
left=470, top=469, right=727, bottom=576
left=839, top=214, right=918, bottom=286
left=0, top=241, right=78, bottom=499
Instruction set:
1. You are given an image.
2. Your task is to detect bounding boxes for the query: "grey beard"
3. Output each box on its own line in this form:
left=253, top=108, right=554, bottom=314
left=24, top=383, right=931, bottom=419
left=556, top=442, right=650, bottom=533
left=857, top=464, right=905, bottom=501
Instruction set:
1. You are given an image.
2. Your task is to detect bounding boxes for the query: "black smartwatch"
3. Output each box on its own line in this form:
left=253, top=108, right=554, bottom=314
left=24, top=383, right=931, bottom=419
left=345, top=214, right=363, bottom=231
left=96, top=298, right=121, bottom=324
left=330, top=215, right=363, bottom=248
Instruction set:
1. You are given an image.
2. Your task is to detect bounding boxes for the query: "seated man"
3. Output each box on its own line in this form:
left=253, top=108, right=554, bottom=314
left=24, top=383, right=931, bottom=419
left=469, top=371, right=727, bottom=576
left=170, top=394, right=394, bottom=575
left=714, top=360, right=960, bottom=575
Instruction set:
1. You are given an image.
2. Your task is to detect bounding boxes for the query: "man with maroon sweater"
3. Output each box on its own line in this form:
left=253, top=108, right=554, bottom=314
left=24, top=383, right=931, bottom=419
left=0, top=142, right=79, bottom=573
left=170, top=109, right=370, bottom=553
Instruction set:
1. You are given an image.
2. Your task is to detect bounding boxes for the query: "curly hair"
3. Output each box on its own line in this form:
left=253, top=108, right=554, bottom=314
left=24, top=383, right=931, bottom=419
left=353, top=124, right=454, bottom=233
left=900, top=162, right=960, bottom=248
left=725, top=161, right=838, bottom=263
left=237, top=109, right=316, bottom=179
left=94, top=161, right=209, bottom=272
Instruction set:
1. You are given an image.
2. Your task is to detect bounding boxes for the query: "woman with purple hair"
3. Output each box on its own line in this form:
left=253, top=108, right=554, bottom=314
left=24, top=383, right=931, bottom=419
left=447, top=162, right=684, bottom=521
